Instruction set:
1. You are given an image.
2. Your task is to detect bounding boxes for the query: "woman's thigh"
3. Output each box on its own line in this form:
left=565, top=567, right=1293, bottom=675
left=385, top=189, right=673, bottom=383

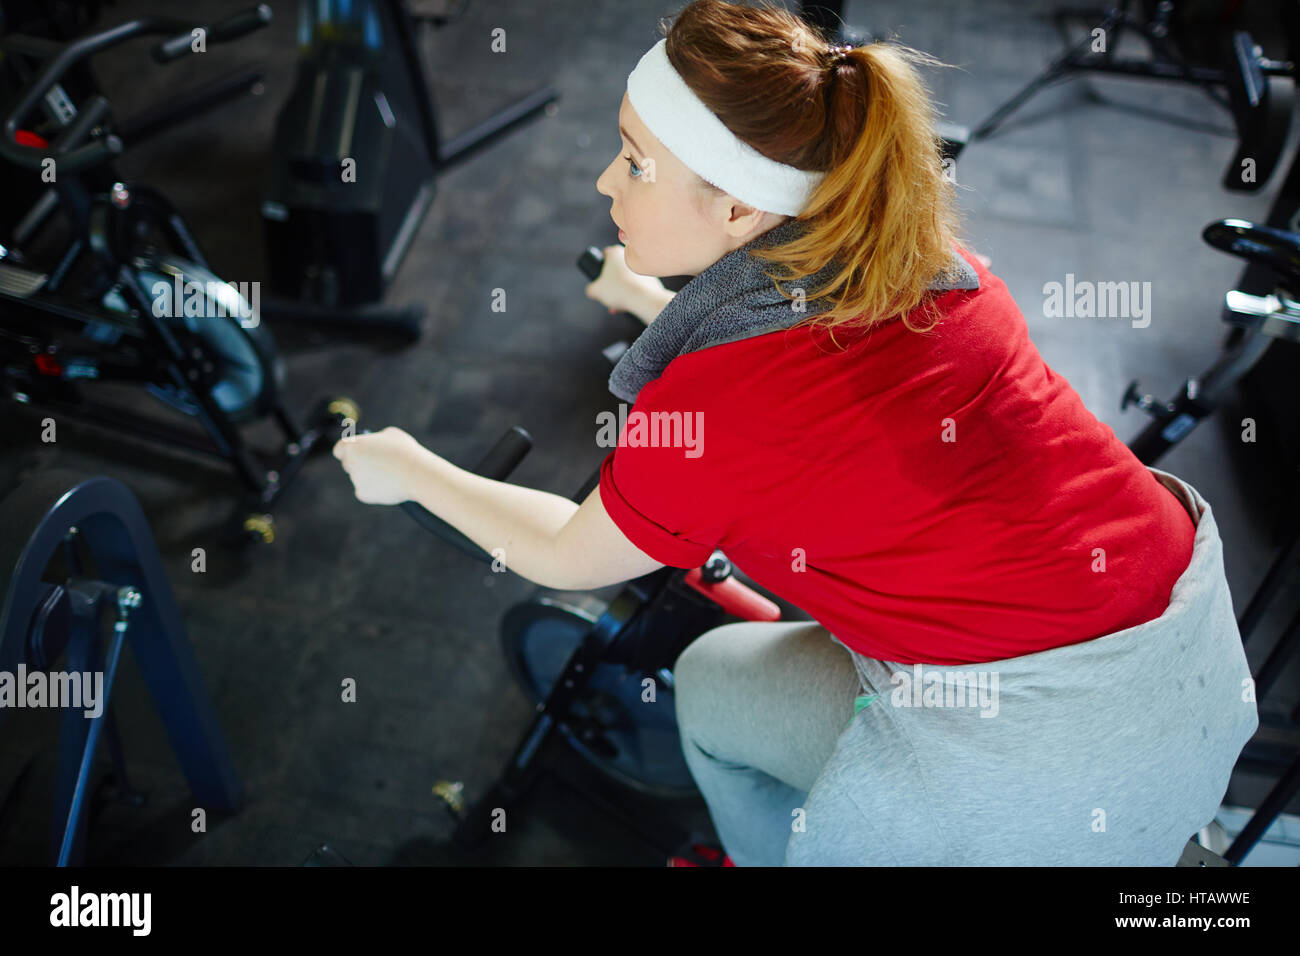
left=671, top=619, right=861, bottom=794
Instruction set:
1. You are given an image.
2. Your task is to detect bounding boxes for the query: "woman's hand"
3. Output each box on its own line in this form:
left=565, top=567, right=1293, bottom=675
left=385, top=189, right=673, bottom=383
left=584, top=243, right=667, bottom=316
left=332, top=426, right=427, bottom=506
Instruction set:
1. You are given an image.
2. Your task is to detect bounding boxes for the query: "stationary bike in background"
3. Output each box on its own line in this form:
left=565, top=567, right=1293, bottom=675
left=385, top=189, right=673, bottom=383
left=259, top=0, right=559, bottom=341
left=0, top=7, right=356, bottom=546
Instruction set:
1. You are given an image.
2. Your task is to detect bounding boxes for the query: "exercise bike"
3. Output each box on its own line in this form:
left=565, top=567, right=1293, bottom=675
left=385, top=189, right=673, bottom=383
left=343, top=402, right=783, bottom=855
left=0, top=7, right=353, bottom=545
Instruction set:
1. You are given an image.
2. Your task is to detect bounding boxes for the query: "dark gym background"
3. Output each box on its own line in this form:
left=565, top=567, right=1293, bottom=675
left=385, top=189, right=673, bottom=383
left=1, top=0, right=1298, bottom=865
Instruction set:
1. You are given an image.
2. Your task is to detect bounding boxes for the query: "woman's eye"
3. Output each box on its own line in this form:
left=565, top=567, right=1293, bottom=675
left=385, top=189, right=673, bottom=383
left=623, top=154, right=642, bottom=179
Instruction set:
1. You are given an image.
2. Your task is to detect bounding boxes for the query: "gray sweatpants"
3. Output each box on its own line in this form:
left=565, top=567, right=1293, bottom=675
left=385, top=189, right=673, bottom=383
left=672, top=466, right=1260, bottom=865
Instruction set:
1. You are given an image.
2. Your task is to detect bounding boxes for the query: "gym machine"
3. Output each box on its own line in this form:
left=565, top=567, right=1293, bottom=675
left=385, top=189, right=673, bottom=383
left=336, top=413, right=781, bottom=856
left=970, top=0, right=1295, bottom=194
left=0, top=8, right=357, bottom=545
left=259, top=0, right=559, bottom=341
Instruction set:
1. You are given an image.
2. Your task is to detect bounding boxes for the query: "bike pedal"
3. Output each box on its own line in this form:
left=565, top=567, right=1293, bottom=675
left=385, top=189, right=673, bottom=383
left=0, top=260, right=49, bottom=298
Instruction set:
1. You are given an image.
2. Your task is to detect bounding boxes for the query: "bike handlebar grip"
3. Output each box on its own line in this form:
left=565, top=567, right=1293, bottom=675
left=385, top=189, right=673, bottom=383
left=152, top=4, right=273, bottom=63
left=152, top=32, right=196, bottom=63
left=62, top=135, right=122, bottom=171
left=684, top=569, right=783, bottom=622
left=396, top=425, right=533, bottom=562
left=578, top=247, right=603, bottom=281
left=210, top=4, right=274, bottom=42
left=470, top=424, right=533, bottom=480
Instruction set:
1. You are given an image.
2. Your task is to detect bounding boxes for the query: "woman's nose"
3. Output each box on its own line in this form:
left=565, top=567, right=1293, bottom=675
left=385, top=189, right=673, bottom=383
left=596, top=158, right=619, bottom=198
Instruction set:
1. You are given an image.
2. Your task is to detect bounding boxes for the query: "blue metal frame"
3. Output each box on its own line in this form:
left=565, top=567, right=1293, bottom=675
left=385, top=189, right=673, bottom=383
left=0, top=469, right=244, bottom=864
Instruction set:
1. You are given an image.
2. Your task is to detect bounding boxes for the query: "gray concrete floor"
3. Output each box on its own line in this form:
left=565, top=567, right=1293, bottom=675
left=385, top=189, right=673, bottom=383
left=1, top=0, right=1297, bottom=865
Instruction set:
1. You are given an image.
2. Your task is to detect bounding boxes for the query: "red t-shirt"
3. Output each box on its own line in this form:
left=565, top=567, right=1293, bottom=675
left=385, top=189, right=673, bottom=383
left=598, top=247, right=1196, bottom=665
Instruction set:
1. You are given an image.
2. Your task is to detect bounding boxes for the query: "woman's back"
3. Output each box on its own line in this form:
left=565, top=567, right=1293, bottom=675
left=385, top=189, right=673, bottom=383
left=599, top=247, right=1196, bottom=665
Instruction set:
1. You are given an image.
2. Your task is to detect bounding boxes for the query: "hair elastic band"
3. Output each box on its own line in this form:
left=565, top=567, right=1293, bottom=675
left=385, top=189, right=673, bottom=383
left=625, top=38, right=825, bottom=217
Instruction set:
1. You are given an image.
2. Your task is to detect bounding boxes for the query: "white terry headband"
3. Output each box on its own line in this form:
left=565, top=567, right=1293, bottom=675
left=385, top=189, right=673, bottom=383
left=626, top=38, right=825, bottom=217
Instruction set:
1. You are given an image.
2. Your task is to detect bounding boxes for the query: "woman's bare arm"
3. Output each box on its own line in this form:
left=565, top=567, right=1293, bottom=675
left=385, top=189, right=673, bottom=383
left=404, top=448, right=664, bottom=589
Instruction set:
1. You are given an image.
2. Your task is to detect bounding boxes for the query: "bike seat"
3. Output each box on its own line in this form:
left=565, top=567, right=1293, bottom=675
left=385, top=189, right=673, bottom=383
left=1202, top=219, right=1300, bottom=297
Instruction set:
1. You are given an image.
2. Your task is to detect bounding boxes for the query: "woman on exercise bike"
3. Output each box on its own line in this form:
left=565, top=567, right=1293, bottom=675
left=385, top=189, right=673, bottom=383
left=333, top=0, right=1258, bottom=867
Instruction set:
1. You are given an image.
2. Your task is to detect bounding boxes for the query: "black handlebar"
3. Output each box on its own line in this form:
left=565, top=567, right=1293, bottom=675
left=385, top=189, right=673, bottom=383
left=1203, top=218, right=1300, bottom=299
left=577, top=247, right=604, bottom=282
left=152, top=4, right=273, bottom=64
left=0, top=5, right=272, bottom=174
left=398, top=425, right=533, bottom=562
left=353, top=425, right=533, bottom=562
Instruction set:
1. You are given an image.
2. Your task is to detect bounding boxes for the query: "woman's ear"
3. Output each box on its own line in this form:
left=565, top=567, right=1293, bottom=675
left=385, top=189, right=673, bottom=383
left=720, top=201, right=771, bottom=241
